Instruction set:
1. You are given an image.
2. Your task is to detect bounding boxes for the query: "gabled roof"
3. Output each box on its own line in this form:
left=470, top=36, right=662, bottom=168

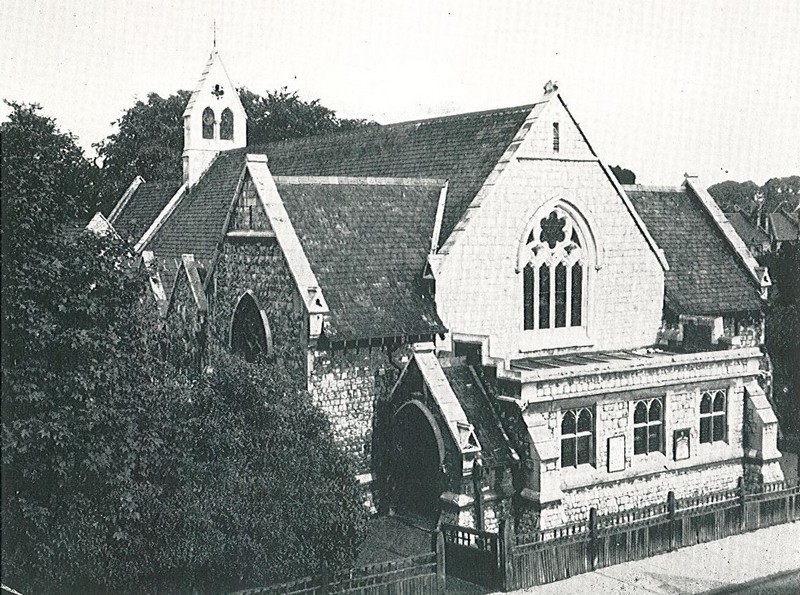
left=626, top=185, right=763, bottom=314
left=112, top=179, right=182, bottom=244
left=274, top=176, right=446, bottom=341
left=768, top=210, right=800, bottom=242
left=440, top=362, right=514, bottom=467
left=148, top=150, right=244, bottom=263
left=725, top=212, right=770, bottom=246
left=258, top=104, right=535, bottom=243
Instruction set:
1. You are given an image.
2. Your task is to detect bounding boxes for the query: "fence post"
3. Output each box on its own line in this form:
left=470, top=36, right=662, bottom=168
left=589, top=507, right=598, bottom=571
left=738, top=476, right=747, bottom=531
left=667, top=490, right=676, bottom=551
left=436, top=527, right=446, bottom=594
left=499, top=518, right=514, bottom=591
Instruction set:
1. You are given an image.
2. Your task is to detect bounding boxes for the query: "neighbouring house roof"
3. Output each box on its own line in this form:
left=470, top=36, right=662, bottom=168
left=440, top=362, right=514, bottom=467
left=725, top=212, right=770, bottom=247
left=768, top=210, right=800, bottom=242
left=274, top=177, right=446, bottom=341
left=626, top=186, right=763, bottom=315
left=112, top=179, right=182, bottom=244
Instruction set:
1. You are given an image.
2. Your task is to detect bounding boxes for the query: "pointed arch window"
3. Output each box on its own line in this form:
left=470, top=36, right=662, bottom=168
left=633, top=398, right=664, bottom=455
left=230, top=292, right=272, bottom=363
left=220, top=108, right=234, bottom=140
left=202, top=107, right=215, bottom=139
left=561, top=407, right=594, bottom=467
left=522, top=207, right=587, bottom=331
left=700, top=389, right=727, bottom=444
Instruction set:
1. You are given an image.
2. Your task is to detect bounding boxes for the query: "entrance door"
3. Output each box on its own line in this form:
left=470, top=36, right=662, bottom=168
left=391, top=403, right=443, bottom=521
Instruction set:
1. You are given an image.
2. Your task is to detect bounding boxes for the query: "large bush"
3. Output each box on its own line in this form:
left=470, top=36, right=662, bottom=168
left=2, top=101, right=365, bottom=594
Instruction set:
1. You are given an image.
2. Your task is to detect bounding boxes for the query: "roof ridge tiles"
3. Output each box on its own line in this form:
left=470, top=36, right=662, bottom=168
left=621, top=184, right=684, bottom=193
left=273, top=175, right=447, bottom=186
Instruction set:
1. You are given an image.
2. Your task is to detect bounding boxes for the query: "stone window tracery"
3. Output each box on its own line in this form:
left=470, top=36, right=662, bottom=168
left=700, top=389, right=727, bottom=444
left=523, top=207, right=586, bottom=331
left=561, top=407, right=594, bottom=467
left=633, top=398, right=664, bottom=455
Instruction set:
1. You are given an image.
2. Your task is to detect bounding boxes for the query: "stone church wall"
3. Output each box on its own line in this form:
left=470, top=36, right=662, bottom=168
left=436, top=157, right=665, bottom=360
left=209, top=238, right=308, bottom=373
left=308, top=346, right=401, bottom=476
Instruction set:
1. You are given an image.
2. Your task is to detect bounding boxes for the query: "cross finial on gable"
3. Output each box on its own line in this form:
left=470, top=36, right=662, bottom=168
left=544, top=80, right=559, bottom=94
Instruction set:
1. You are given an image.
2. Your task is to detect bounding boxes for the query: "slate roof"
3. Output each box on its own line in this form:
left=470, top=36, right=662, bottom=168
left=725, top=212, right=770, bottom=246
left=275, top=178, right=445, bottom=341
left=441, top=362, right=513, bottom=467
left=113, top=180, right=181, bottom=243
left=258, top=104, right=535, bottom=242
left=626, top=186, right=763, bottom=314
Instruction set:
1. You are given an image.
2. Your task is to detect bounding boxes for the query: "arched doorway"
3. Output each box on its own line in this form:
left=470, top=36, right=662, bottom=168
left=230, top=292, right=272, bottom=363
left=391, top=401, right=444, bottom=521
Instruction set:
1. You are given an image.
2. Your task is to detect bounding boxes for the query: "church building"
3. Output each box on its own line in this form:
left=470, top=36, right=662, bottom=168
left=104, top=50, right=783, bottom=532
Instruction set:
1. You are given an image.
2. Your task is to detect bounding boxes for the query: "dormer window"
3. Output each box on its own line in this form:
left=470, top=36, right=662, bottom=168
left=553, top=122, right=560, bottom=152
left=202, top=107, right=215, bottom=139
left=522, top=207, right=586, bottom=331
left=220, top=108, right=234, bottom=140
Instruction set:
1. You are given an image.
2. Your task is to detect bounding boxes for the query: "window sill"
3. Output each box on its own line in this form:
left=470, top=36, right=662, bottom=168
left=520, top=327, right=593, bottom=352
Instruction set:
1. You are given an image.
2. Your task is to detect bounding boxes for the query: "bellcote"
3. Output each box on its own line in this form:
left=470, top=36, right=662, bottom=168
left=182, top=50, right=247, bottom=186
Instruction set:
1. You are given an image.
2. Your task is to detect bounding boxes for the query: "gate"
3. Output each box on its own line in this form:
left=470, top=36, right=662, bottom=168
left=441, top=524, right=499, bottom=589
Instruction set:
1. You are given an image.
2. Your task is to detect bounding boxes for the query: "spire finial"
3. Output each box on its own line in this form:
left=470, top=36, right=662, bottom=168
left=213, top=19, right=217, bottom=49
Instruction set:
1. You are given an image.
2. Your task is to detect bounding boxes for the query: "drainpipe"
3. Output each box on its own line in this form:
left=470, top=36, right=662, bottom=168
left=472, top=454, right=484, bottom=532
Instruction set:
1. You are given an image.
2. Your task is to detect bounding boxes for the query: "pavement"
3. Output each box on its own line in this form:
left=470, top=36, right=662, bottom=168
left=497, top=522, right=800, bottom=595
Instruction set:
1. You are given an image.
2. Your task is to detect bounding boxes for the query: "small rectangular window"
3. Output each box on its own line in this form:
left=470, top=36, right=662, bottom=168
left=553, top=122, right=560, bottom=152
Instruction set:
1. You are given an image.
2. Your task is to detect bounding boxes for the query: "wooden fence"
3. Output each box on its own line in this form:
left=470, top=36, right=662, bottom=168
left=231, top=478, right=798, bottom=594
left=507, top=478, right=800, bottom=590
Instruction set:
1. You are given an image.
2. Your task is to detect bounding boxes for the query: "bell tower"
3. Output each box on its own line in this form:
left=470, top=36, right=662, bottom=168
left=182, top=49, right=247, bottom=186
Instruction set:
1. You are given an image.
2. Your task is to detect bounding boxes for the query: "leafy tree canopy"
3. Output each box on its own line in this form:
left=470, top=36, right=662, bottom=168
left=2, top=101, right=366, bottom=593
left=610, top=165, right=636, bottom=185
left=95, top=88, right=373, bottom=212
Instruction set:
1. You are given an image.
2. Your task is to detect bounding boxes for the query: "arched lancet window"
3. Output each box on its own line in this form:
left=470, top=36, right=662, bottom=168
left=220, top=108, right=234, bottom=140
left=522, top=207, right=587, bottom=331
left=202, top=107, right=215, bottom=139
left=230, top=292, right=272, bottom=363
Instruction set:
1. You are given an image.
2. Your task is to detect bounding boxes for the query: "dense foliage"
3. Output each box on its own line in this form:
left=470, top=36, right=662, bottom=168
left=609, top=165, right=636, bottom=185
left=708, top=177, right=800, bottom=215
left=95, top=88, right=372, bottom=212
left=763, top=243, right=800, bottom=434
left=2, top=102, right=365, bottom=593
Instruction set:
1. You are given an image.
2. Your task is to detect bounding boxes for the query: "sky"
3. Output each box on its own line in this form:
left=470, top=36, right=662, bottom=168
left=1, top=0, right=798, bottom=186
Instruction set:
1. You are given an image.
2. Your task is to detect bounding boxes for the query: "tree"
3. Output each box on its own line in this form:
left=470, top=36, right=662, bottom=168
left=707, top=180, right=760, bottom=214
left=96, top=89, right=373, bottom=213
left=94, top=91, right=192, bottom=209
left=610, top=165, right=636, bottom=185
left=2, top=101, right=365, bottom=593
left=764, top=243, right=800, bottom=434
